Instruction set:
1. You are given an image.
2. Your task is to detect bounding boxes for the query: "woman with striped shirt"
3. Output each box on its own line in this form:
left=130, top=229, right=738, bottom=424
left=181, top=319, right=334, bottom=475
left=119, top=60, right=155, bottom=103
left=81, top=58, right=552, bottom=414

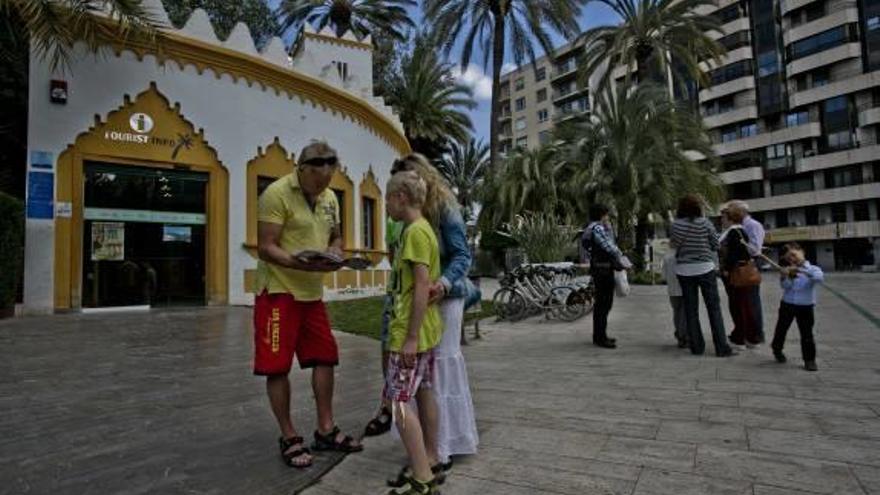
left=669, top=195, right=737, bottom=357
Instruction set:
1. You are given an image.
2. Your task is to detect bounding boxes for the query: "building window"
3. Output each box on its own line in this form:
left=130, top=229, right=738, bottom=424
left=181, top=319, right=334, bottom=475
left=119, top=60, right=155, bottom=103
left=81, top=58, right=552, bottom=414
left=831, top=203, right=848, bottom=223
left=771, top=173, right=815, bottom=196
left=711, top=60, right=753, bottom=86
left=515, top=97, right=526, bottom=111
left=539, top=130, right=551, bottom=145
left=536, top=88, right=547, bottom=102
left=537, top=109, right=549, bottom=123
left=536, top=67, right=546, bottom=81
left=789, top=26, right=849, bottom=61
left=776, top=209, right=789, bottom=228
left=515, top=136, right=528, bottom=148
left=362, top=197, right=375, bottom=249
left=853, top=201, right=871, bottom=221
left=721, top=126, right=738, bottom=143
left=785, top=111, right=809, bottom=127
left=247, top=141, right=294, bottom=249
left=825, top=165, right=863, bottom=188
left=805, top=206, right=819, bottom=225
left=333, top=189, right=346, bottom=245
left=726, top=180, right=764, bottom=199
left=826, top=130, right=855, bottom=150
left=740, top=122, right=758, bottom=137
left=515, top=117, right=527, bottom=131
left=515, top=78, right=525, bottom=91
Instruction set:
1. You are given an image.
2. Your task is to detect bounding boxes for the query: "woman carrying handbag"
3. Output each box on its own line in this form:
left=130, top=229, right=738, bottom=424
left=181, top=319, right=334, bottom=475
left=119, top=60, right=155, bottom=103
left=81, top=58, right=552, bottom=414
left=719, top=207, right=761, bottom=347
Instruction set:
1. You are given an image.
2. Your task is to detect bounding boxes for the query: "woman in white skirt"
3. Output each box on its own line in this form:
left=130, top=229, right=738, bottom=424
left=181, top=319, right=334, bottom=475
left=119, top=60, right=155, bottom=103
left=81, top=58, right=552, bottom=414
left=391, top=154, right=479, bottom=470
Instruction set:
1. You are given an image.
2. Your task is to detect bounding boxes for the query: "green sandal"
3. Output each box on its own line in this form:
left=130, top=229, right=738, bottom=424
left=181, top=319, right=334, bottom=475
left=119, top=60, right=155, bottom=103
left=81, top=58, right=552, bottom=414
left=387, top=476, right=438, bottom=495
left=387, top=464, right=447, bottom=488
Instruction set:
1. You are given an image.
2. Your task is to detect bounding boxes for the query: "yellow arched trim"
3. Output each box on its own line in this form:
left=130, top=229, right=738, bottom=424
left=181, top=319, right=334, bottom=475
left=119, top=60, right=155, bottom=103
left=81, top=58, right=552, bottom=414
left=303, top=32, right=373, bottom=51
left=330, top=168, right=355, bottom=251
left=359, top=167, right=384, bottom=263
left=103, top=29, right=410, bottom=155
left=53, top=83, right=229, bottom=309
left=245, top=138, right=295, bottom=258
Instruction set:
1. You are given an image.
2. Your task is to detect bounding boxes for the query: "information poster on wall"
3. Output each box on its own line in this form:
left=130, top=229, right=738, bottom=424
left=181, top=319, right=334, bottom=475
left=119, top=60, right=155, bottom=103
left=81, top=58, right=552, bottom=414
left=91, top=222, right=125, bottom=261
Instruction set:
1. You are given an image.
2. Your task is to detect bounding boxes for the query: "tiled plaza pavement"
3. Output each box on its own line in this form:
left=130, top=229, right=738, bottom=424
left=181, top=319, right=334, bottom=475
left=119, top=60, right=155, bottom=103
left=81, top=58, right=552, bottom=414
left=1, top=274, right=879, bottom=495
left=307, top=274, right=880, bottom=495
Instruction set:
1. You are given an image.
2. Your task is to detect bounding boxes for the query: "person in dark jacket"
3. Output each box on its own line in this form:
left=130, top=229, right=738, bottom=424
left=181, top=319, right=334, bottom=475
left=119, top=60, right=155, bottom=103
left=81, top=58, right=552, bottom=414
left=582, top=204, right=631, bottom=349
left=719, top=206, right=759, bottom=346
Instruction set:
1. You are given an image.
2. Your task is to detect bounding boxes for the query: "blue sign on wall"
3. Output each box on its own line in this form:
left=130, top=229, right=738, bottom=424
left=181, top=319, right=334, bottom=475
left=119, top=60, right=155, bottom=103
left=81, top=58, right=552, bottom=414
left=27, top=171, right=54, bottom=220
left=30, top=151, right=54, bottom=170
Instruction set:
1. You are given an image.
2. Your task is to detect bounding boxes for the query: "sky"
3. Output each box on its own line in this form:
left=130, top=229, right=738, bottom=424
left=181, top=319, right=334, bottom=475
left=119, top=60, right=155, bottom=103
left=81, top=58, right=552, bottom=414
left=405, top=4, right=623, bottom=144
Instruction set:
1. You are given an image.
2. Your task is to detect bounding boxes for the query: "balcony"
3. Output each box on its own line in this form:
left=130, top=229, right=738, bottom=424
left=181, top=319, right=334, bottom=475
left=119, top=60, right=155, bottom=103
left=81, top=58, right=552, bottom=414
left=748, top=182, right=880, bottom=211
left=551, top=63, right=578, bottom=81
left=554, top=108, right=589, bottom=123
left=781, top=0, right=820, bottom=15
left=765, top=221, right=880, bottom=243
left=765, top=156, right=797, bottom=178
left=700, top=47, right=753, bottom=72
left=783, top=8, right=860, bottom=46
left=790, top=70, right=880, bottom=107
left=703, top=104, right=758, bottom=130
left=786, top=42, right=861, bottom=77
left=699, top=76, right=755, bottom=102
left=713, top=122, right=822, bottom=156
left=720, top=166, right=763, bottom=184
left=710, top=17, right=751, bottom=41
left=798, top=144, right=880, bottom=173
left=553, top=86, right=589, bottom=103
left=859, top=107, right=880, bottom=127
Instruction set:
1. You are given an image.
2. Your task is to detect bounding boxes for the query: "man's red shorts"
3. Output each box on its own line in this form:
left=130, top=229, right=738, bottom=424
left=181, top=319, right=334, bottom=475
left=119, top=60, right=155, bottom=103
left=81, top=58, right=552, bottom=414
left=253, top=291, right=339, bottom=375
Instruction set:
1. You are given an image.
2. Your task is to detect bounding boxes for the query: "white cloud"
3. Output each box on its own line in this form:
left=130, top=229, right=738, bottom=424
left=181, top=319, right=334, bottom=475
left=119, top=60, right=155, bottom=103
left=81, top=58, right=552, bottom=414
left=451, top=64, right=494, bottom=101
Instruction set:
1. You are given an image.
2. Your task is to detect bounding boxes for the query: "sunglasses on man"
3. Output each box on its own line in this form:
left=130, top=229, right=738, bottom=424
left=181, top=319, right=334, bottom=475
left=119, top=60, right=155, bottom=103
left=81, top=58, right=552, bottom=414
left=302, top=157, right=339, bottom=167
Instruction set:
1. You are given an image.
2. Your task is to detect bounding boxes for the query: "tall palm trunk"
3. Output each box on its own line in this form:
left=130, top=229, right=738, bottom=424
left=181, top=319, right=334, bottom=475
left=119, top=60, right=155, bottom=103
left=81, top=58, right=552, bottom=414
left=489, top=12, right=505, bottom=169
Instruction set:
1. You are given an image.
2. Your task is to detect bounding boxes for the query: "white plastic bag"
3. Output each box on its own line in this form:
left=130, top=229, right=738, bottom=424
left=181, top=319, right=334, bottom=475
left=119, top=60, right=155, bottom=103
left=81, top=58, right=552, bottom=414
left=614, top=270, right=630, bottom=297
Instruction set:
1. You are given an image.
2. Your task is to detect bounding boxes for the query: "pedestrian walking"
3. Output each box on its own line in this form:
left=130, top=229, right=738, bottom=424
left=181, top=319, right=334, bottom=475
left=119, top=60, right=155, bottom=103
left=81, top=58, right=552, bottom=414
left=253, top=141, right=362, bottom=469
left=389, top=154, right=479, bottom=470
left=383, top=170, right=444, bottom=495
left=670, top=195, right=736, bottom=357
left=582, top=204, right=631, bottom=349
left=771, top=243, right=824, bottom=372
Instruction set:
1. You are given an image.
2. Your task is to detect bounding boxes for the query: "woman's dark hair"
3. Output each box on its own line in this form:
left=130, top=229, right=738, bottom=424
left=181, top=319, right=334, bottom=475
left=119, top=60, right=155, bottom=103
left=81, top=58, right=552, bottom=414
left=589, top=204, right=610, bottom=222
left=676, top=194, right=703, bottom=219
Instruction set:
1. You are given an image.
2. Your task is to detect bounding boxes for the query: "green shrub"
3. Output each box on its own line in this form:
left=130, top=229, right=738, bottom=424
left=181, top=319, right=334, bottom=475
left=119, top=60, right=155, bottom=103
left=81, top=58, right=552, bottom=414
left=506, top=213, right=576, bottom=264
left=0, top=192, right=24, bottom=311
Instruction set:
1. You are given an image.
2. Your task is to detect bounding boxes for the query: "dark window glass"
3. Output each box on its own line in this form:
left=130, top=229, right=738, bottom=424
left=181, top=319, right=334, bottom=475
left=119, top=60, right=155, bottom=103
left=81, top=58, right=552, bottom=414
left=333, top=189, right=345, bottom=245
left=831, top=203, right=848, bottom=222
left=711, top=60, right=753, bottom=85
left=362, top=197, right=375, bottom=249
left=727, top=180, right=764, bottom=199
left=714, top=4, right=743, bottom=23
left=776, top=210, right=790, bottom=228
left=805, top=206, right=819, bottom=225
left=719, top=31, right=751, bottom=51
left=537, top=89, right=547, bottom=102
left=789, top=26, right=848, bottom=61
left=853, top=200, right=870, bottom=221
left=535, top=67, right=546, bottom=81
left=84, top=162, right=208, bottom=214
left=771, top=173, right=815, bottom=195
left=825, top=165, right=864, bottom=188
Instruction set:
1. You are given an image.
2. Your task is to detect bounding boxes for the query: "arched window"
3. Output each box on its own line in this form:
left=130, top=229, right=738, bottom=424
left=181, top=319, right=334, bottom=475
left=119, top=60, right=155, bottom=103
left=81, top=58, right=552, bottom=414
left=245, top=139, right=295, bottom=256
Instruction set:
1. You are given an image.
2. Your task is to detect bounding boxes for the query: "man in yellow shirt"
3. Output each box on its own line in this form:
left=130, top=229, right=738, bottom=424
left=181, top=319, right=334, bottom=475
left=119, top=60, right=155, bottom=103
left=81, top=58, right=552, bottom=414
left=254, top=141, right=362, bottom=469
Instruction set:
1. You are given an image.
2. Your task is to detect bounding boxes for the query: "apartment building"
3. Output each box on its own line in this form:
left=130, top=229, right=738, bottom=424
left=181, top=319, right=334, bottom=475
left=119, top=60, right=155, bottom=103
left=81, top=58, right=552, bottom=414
left=497, top=0, right=880, bottom=270
left=498, top=40, right=592, bottom=153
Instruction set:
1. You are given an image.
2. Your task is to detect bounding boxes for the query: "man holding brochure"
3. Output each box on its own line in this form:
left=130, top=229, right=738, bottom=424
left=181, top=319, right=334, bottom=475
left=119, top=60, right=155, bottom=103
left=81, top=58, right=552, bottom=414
left=254, top=141, right=363, bottom=469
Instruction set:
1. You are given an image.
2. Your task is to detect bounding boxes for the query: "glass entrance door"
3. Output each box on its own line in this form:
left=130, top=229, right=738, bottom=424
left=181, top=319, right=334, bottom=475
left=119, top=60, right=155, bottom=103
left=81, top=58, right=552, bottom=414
left=82, top=162, right=209, bottom=308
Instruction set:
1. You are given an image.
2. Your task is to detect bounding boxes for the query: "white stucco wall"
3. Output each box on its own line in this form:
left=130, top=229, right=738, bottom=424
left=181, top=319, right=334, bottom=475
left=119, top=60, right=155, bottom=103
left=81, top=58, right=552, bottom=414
left=24, top=21, right=402, bottom=312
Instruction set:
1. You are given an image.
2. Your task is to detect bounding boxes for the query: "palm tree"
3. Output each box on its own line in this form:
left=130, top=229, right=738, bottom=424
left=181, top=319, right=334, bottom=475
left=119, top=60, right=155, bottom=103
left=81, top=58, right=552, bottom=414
left=276, top=0, right=415, bottom=41
left=383, top=34, right=476, bottom=158
left=3, top=0, right=161, bottom=70
left=559, top=83, right=723, bottom=263
left=479, top=143, right=573, bottom=228
left=578, top=0, right=724, bottom=95
left=435, top=138, right=489, bottom=221
left=424, top=0, right=587, bottom=168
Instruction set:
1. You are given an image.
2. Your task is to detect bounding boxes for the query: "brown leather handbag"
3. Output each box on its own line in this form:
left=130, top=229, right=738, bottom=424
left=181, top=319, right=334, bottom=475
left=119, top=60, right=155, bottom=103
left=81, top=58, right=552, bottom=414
left=729, top=260, right=762, bottom=287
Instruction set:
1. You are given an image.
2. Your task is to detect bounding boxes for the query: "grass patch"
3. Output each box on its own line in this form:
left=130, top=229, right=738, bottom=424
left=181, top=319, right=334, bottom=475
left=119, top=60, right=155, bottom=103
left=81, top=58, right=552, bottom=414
left=326, top=297, right=495, bottom=340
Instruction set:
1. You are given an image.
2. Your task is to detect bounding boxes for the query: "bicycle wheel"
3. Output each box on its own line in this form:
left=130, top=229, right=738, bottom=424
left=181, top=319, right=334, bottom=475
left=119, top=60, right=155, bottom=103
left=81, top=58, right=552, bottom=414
left=555, top=286, right=589, bottom=322
left=492, top=288, right=527, bottom=322
left=545, top=286, right=572, bottom=320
